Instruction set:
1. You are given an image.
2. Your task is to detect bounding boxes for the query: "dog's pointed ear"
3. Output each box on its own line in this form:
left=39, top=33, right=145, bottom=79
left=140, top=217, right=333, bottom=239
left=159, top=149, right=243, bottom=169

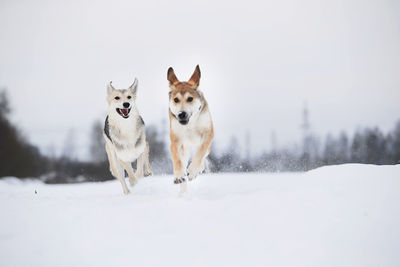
left=188, top=65, right=201, bottom=89
left=129, top=78, right=138, bottom=95
left=167, top=67, right=179, bottom=87
left=107, top=81, right=115, bottom=95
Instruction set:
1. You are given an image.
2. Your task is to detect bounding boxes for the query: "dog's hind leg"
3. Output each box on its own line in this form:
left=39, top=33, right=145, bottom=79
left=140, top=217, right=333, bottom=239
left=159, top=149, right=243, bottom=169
left=105, top=142, right=130, bottom=194
left=143, top=142, right=153, bottom=177
left=135, top=153, right=145, bottom=179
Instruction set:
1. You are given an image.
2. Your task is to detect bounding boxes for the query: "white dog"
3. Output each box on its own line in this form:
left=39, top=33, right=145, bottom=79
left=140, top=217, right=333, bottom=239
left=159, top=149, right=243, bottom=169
left=103, top=79, right=152, bottom=194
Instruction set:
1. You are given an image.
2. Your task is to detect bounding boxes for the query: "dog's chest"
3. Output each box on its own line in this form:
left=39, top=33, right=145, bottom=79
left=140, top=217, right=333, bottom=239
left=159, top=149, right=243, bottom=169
left=173, top=113, right=211, bottom=147
left=108, top=116, right=145, bottom=158
left=111, top=120, right=138, bottom=142
left=179, top=127, right=201, bottom=147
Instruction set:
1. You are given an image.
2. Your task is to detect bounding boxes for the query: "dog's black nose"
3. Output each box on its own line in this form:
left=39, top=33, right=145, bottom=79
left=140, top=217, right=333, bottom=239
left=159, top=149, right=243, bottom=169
left=123, top=102, right=130, bottom=108
left=178, top=112, right=187, bottom=120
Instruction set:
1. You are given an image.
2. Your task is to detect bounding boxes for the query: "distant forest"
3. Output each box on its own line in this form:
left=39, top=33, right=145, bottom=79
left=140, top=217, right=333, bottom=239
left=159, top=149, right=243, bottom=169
left=0, top=89, right=399, bottom=183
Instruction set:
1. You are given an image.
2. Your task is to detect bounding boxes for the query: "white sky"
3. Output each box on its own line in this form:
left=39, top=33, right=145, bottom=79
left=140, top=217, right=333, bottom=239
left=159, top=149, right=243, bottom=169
left=1, top=0, right=399, bottom=159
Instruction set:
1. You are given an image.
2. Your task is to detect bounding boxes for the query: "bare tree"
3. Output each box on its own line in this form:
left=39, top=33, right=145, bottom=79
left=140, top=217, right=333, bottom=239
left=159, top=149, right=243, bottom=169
left=89, top=120, right=107, bottom=163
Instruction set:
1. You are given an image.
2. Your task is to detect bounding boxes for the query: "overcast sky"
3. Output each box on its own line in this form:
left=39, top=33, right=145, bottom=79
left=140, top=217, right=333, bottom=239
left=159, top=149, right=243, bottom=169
left=1, top=0, right=399, bottom=159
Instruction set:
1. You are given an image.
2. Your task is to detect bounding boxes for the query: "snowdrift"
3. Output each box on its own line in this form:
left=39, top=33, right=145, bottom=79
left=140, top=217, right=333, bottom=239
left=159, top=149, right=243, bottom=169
left=0, top=164, right=399, bottom=267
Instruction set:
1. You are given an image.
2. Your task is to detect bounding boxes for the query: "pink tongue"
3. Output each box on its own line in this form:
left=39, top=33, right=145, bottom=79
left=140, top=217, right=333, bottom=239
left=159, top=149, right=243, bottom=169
left=121, top=109, right=129, bottom=116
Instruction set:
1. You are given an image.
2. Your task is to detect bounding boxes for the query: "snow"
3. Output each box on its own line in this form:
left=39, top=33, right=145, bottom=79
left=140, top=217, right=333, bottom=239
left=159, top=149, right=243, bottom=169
left=0, top=164, right=399, bottom=267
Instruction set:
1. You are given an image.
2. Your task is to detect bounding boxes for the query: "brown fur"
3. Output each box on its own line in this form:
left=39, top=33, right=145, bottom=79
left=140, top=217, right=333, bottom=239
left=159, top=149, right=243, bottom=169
left=167, top=65, right=214, bottom=183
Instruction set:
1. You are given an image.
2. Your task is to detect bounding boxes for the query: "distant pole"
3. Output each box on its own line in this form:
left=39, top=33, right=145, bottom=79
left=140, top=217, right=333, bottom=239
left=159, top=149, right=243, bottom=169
left=301, top=102, right=310, bottom=136
left=300, top=101, right=313, bottom=170
left=300, top=101, right=312, bottom=156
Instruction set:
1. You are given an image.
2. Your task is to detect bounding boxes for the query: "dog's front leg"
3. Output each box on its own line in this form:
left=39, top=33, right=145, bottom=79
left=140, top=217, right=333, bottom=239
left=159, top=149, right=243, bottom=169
left=119, top=160, right=138, bottom=187
left=171, top=141, right=186, bottom=184
left=106, top=142, right=130, bottom=194
left=187, top=133, right=213, bottom=181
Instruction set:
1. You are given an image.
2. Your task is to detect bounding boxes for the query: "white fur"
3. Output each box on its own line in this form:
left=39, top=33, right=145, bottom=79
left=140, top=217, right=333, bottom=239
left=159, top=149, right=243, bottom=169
left=104, top=80, right=152, bottom=194
left=171, top=108, right=211, bottom=150
left=108, top=107, right=145, bottom=162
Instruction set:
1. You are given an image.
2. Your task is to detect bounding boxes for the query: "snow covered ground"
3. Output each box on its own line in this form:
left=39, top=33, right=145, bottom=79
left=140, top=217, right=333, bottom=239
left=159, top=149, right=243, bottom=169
left=0, top=164, right=399, bottom=267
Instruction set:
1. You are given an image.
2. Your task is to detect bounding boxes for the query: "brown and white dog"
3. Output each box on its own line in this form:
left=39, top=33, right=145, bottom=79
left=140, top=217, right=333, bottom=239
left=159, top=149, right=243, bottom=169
left=167, top=65, right=214, bottom=184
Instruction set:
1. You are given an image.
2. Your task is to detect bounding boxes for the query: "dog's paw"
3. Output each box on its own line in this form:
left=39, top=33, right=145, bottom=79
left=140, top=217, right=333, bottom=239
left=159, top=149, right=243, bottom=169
left=174, top=177, right=186, bottom=184
left=123, top=189, right=130, bottom=195
left=199, top=163, right=206, bottom=174
left=135, top=172, right=144, bottom=179
left=144, top=171, right=152, bottom=177
left=188, top=173, right=197, bottom=181
left=129, top=177, right=138, bottom=187
left=187, top=165, right=200, bottom=181
left=187, top=169, right=198, bottom=181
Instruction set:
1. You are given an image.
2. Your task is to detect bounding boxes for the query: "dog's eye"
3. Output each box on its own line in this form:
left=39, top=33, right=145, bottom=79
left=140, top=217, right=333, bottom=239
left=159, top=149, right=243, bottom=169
left=114, top=96, right=120, bottom=100
left=174, top=98, right=179, bottom=103
left=127, top=96, right=132, bottom=99
left=187, top=97, right=193, bottom=102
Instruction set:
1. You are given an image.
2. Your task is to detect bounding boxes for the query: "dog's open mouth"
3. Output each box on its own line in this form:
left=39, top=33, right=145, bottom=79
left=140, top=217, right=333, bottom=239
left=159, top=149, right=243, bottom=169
left=178, top=119, right=189, bottom=125
left=116, top=108, right=131, bottom=118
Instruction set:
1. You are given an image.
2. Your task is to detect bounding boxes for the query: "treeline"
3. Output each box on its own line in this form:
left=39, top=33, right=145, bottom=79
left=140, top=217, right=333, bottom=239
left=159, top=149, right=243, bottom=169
left=39, top=123, right=173, bottom=183
left=0, top=89, right=173, bottom=183
left=0, top=90, right=112, bottom=182
left=208, top=123, right=400, bottom=172
left=0, top=88, right=399, bottom=183
left=0, top=91, right=44, bottom=177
